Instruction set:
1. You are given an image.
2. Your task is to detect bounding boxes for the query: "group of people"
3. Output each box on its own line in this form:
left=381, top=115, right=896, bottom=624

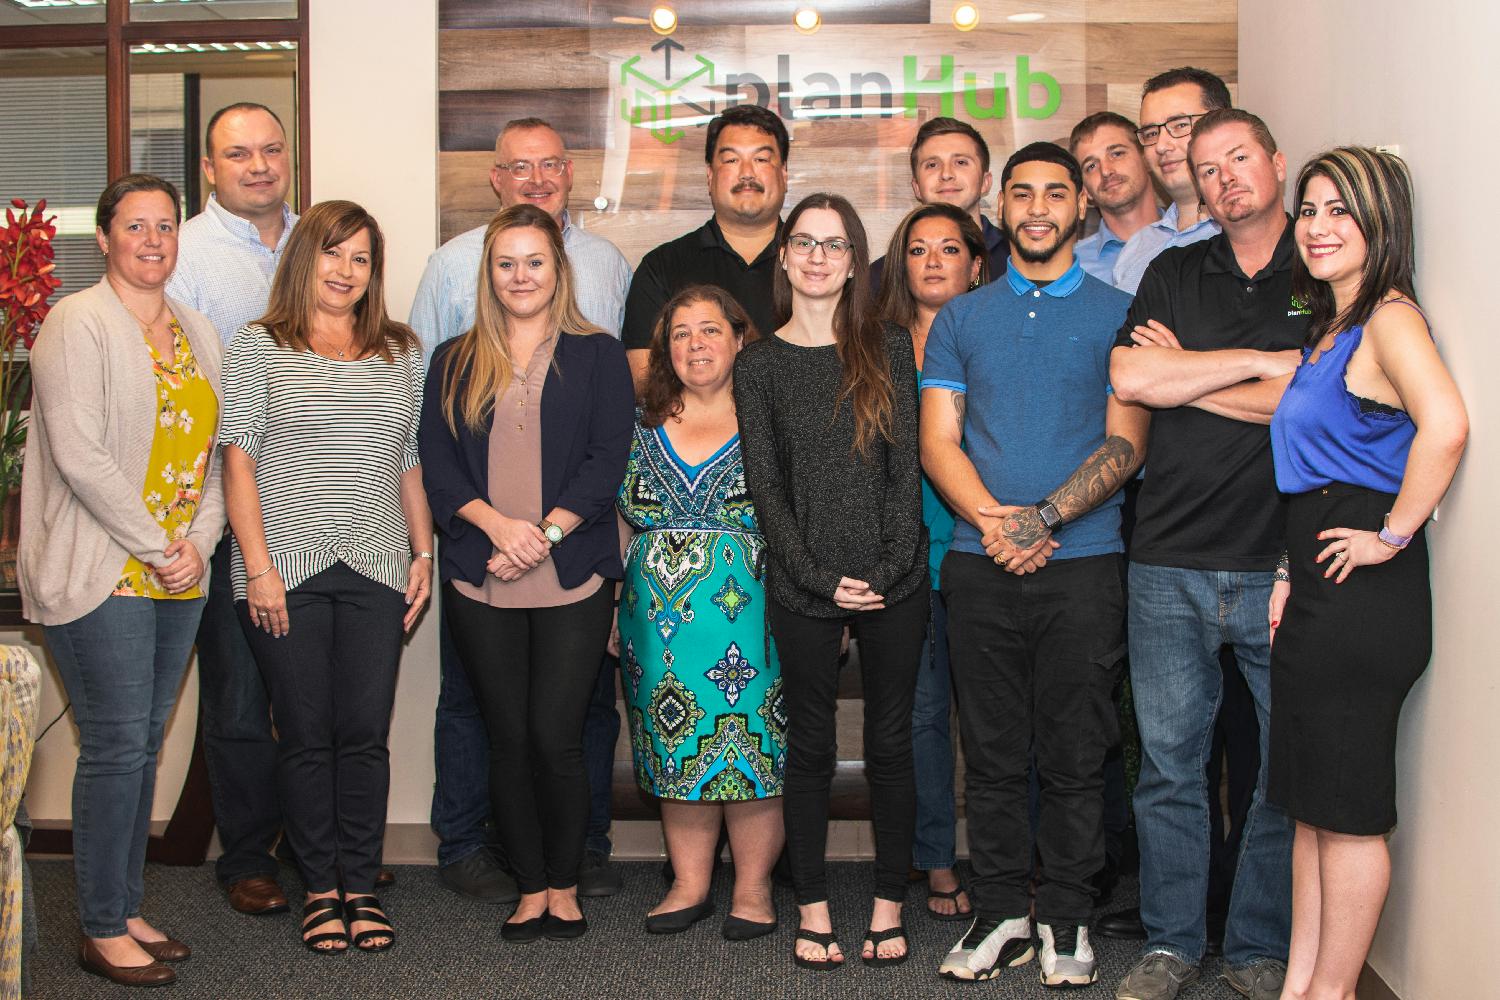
left=17, top=62, right=1467, bottom=1000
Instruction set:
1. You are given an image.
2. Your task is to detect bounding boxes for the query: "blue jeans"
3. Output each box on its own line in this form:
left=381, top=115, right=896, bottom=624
left=196, top=534, right=281, bottom=885
left=432, top=611, right=620, bottom=866
left=1129, top=563, right=1292, bottom=966
left=911, top=589, right=956, bottom=871
left=46, top=595, right=205, bottom=938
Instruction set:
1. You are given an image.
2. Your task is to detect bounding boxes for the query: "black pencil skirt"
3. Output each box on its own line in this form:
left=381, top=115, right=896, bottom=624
left=1267, top=483, right=1432, bottom=835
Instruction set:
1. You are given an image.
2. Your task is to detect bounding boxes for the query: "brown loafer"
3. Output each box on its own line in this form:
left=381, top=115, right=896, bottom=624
left=227, top=874, right=289, bottom=915
left=376, top=867, right=396, bottom=888
left=79, top=938, right=176, bottom=988
left=136, top=936, right=191, bottom=962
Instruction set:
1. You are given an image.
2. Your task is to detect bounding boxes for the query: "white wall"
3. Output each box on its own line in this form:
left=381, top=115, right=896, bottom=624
left=1240, top=4, right=1500, bottom=998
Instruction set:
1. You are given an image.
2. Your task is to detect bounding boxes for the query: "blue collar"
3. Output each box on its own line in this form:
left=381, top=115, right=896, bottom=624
left=205, top=194, right=294, bottom=253
left=1005, top=254, right=1085, bottom=297
left=1094, top=216, right=1126, bottom=248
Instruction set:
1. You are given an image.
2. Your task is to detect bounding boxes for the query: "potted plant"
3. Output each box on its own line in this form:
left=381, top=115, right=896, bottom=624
left=0, top=198, right=60, bottom=590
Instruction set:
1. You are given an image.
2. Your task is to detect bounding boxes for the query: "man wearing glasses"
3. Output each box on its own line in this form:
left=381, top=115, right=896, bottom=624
left=409, top=116, right=632, bottom=902
left=1111, top=67, right=1231, bottom=294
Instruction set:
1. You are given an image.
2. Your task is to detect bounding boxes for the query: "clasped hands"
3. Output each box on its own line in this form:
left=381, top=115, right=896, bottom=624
left=148, top=538, right=205, bottom=594
left=487, top=515, right=551, bottom=581
left=977, top=504, right=1059, bottom=575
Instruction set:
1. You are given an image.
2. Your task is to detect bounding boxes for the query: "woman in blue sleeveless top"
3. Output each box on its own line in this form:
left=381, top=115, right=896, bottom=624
left=1269, top=147, right=1468, bottom=1000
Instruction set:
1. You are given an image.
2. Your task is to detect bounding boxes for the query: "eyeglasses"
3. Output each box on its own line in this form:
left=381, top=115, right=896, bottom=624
left=494, top=157, right=569, bottom=180
left=787, top=234, right=852, bottom=260
left=1135, top=113, right=1208, bottom=147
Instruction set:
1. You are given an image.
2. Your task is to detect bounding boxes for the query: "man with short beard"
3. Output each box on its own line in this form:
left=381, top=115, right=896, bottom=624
left=920, top=142, right=1147, bottom=989
left=622, top=104, right=788, bottom=388
left=1070, top=112, right=1162, bottom=286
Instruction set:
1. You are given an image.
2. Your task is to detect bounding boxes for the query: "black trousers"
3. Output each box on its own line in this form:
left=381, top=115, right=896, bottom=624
left=769, top=588, right=926, bottom=906
left=240, top=562, right=405, bottom=894
left=442, top=581, right=614, bottom=894
left=943, top=551, right=1125, bottom=925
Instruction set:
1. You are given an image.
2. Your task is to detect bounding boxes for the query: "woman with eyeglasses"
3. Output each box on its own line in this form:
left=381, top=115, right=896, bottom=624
left=734, top=193, right=927, bottom=970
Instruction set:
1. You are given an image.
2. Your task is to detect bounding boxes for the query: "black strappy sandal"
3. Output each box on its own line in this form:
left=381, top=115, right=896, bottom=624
left=926, top=885, right=974, bottom=922
left=862, top=924, right=911, bottom=967
left=300, top=897, right=348, bottom=954
left=344, top=895, right=396, bottom=953
left=793, top=928, right=844, bottom=970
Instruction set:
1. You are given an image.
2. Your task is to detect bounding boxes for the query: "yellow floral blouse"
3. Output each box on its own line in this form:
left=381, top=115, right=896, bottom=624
left=113, top=319, right=218, bottom=600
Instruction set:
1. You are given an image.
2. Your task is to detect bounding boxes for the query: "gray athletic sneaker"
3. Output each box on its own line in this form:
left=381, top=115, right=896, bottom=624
left=1038, top=923, right=1098, bottom=988
left=1221, top=959, right=1287, bottom=1000
left=1115, top=951, right=1200, bottom=1000
left=938, top=915, right=1034, bottom=981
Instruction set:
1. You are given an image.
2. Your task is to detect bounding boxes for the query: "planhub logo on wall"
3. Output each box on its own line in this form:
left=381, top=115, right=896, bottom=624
left=618, top=35, right=1064, bottom=145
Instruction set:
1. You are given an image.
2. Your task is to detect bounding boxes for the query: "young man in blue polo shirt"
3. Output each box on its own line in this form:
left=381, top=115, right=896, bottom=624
left=921, top=142, right=1150, bottom=988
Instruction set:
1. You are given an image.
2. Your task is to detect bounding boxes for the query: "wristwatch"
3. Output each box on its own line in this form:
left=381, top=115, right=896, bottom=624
left=1034, top=500, right=1062, bottom=530
left=538, top=518, right=564, bottom=545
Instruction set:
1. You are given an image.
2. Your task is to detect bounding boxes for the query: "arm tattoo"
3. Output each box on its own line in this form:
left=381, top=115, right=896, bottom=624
left=1047, top=435, right=1141, bottom=524
left=1002, top=507, right=1049, bottom=550
left=952, top=390, right=966, bottom=424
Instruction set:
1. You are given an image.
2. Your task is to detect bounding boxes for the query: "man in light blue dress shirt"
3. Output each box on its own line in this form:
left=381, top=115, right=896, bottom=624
left=408, top=117, right=632, bottom=904
left=165, top=102, right=297, bottom=917
left=1069, top=112, right=1163, bottom=287
left=1111, top=69, right=1232, bottom=295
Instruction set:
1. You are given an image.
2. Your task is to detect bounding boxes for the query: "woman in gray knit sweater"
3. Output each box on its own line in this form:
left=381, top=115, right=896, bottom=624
left=733, top=192, right=927, bottom=971
left=21, top=174, right=225, bottom=988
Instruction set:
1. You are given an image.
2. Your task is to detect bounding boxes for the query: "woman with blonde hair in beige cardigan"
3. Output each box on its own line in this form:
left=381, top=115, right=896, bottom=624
left=20, top=173, right=225, bottom=989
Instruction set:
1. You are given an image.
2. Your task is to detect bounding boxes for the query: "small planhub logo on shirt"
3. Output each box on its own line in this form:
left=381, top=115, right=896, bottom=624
left=1287, top=294, right=1312, bottom=318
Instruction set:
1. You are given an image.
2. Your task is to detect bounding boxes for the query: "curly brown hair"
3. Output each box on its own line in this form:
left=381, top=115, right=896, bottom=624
left=638, top=284, right=758, bottom=428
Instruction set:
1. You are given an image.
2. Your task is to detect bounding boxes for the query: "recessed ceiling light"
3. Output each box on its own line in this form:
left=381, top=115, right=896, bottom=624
left=650, top=5, right=677, bottom=35
left=794, top=7, right=821, bottom=34
left=1007, top=11, right=1047, bottom=23
left=953, top=3, right=979, bottom=30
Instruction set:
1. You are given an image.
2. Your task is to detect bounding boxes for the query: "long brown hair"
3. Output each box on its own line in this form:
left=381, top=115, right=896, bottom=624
left=773, top=192, right=893, bottom=459
left=439, top=204, right=602, bottom=434
left=876, top=203, right=990, bottom=331
left=1291, top=146, right=1418, bottom=347
left=256, top=200, right=416, bottom=361
left=639, top=284, right=758, bottom=428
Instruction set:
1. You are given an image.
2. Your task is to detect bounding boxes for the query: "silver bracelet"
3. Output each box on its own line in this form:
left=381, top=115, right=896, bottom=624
left=246, top=564, right=274, bottom=582
left=414, top=550, right=434, bottom=560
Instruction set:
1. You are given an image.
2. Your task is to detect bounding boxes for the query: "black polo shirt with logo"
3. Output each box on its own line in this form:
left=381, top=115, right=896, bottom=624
left=1112, top=217, right=1309, bottom=571
left=622, top=216, right=785, bottom=349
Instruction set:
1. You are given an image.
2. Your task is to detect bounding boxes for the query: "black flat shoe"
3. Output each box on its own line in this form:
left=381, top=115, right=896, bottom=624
left=344, top=894, right=396, bottom=953
left=542, top=913, right=588, bottom=940
left=645, top=899, right=714, bottom=935
left=793, top=928, right=844, bottom=970
left=300, top=897, right=348, bottom=955
left=721, top=913, right=778, bottom=941
left=500, top=909, right=548, bottom=944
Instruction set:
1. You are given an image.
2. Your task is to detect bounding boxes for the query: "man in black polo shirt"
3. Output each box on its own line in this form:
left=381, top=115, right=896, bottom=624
left=1109, top=109, right=1304, bottom=1000
left=623, top=104, right=787, bottom=385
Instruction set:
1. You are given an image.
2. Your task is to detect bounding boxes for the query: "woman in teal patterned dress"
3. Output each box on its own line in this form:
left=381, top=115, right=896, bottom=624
left=615, top=285, right=785, bottom=940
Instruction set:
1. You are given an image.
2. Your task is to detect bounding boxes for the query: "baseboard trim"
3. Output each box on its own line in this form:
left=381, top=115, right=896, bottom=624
left=1358, top=964, right=1400, bottom=1000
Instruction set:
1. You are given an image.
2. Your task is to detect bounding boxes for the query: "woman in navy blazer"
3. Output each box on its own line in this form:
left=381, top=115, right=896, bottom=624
left=419, top=204, right=633, bottom=943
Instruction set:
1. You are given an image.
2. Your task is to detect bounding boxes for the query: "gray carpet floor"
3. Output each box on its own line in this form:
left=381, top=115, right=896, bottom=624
left=26, top=860, right=1244, bottom=999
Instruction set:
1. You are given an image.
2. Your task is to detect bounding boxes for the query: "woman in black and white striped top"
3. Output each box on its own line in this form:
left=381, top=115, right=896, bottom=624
left=221, top=200, right=432, bottom=956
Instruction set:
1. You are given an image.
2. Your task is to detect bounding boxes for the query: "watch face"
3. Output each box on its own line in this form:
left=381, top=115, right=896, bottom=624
left=545, top=524, right=564, bottom=544
left=1037, top=502, right=1062, bottom=529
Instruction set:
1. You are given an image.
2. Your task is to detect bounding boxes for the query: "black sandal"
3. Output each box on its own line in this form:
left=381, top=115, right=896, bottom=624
left=862, top=924, right=911, bottom=967
left=926, top=885, right=974, bottom=922
left=793, top=928, right=844, bottom=970
left=344, top=895, right=395, bottom=952
left=300, top=897, right=348, bottom=954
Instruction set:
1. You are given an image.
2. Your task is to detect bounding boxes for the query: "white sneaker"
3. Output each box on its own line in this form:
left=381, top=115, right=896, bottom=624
left=937, top=915, right=1034, bottom=981
left=1039, top=923, right=1098, bottom=988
